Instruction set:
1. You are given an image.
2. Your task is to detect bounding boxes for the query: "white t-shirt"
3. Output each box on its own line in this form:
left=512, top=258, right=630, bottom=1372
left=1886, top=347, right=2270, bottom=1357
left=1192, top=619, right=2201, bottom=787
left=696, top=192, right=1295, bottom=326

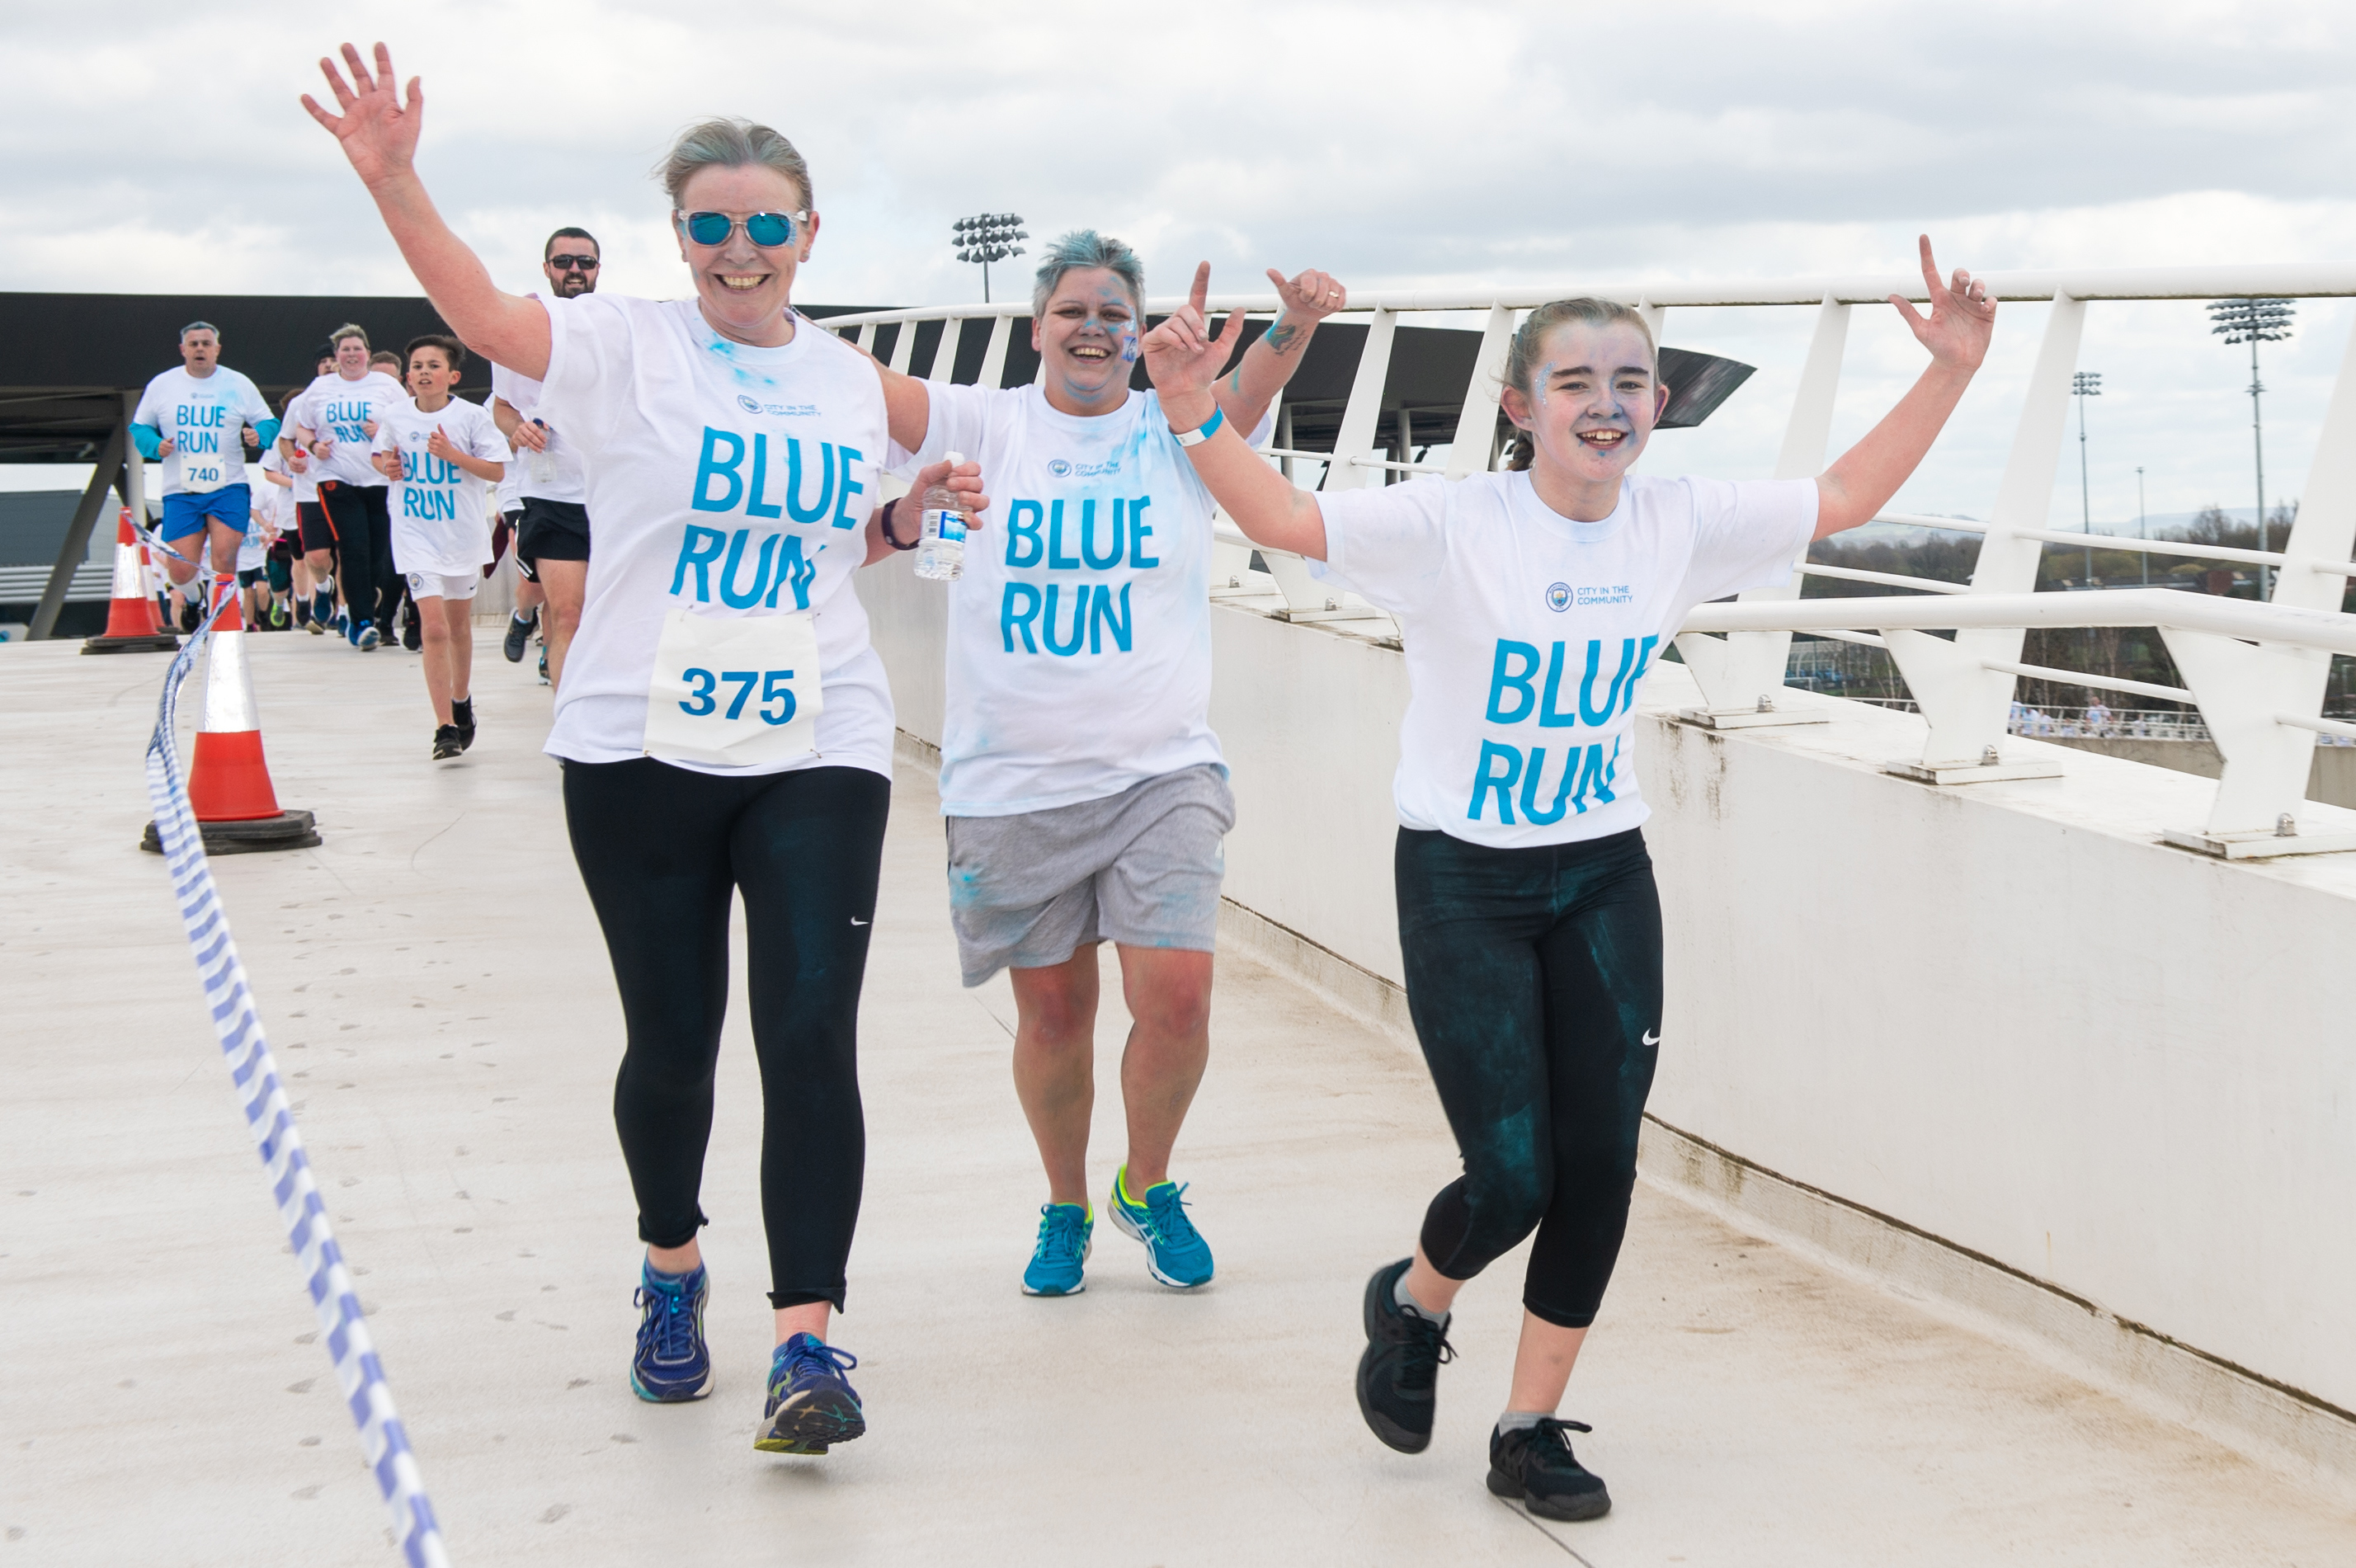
left=1319, top=470, right=1817, bottom=848
left=236, top=469, right=271, bottom=572
left=255, top=450, right=293, bottom=533
left=494, top=460, right=523, bottom=517
left=273, top=436, right=319, bottom=505
left=372, top=395, right=511, bottom=577
left=907, top=384, right=1270, bottom=817
left=535, top=294, right=903, bottom=778
left=133, top=366, right=271, bottom=497
left=492, top=347, right=587, bottom=504
left=292, top=370, right=408, bottom=488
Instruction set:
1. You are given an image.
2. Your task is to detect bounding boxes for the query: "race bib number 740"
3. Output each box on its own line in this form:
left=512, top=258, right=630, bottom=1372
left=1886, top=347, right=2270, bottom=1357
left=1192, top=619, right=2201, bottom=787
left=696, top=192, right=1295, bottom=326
left=641, top=607, right=822, bottom=767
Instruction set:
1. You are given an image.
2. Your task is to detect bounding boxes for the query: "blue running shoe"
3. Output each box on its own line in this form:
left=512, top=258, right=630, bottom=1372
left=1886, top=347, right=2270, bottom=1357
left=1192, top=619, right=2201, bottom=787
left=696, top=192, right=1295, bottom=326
left=357, top=623, right=381, bottom=651
left=629, top=1263, right=713, bottom=1403
left=1108, top=1165, right=1213, bottom=1288
left=755, top=1333, right=865, bottom=1454
left=312, top=586, right=336, bottom=626
left=1021, top=1203, right=1092, bottom=1297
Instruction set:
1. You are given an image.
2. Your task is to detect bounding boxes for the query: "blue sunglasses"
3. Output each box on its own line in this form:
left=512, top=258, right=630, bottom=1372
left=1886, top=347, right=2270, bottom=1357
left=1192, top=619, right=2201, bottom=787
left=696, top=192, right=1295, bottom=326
left=675, top=210, right=808, bottom=248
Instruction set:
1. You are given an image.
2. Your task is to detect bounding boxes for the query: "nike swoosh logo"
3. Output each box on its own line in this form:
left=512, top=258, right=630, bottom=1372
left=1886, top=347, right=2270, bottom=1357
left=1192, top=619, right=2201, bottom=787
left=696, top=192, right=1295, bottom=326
left=1642, top=1030, right=1660, bottom=1048
left=851, top=917, right=869, bottom=926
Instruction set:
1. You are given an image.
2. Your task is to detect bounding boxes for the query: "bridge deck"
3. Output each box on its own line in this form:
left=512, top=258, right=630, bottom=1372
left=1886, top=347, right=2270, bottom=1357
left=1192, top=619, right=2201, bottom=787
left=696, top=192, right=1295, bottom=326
left=5, top=631, right=2351, bottom=1566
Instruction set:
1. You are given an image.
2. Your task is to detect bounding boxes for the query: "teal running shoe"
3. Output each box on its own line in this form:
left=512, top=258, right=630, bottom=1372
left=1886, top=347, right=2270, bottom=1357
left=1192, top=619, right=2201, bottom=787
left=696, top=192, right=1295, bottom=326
left=1107, top=1165, right=1213, bottom=1288
left=1022, top=1203, right=1093, bottom=1297
left=755, top=1333, right=865, bottom=1455
left=629, top=1262, right=713, bottom=1403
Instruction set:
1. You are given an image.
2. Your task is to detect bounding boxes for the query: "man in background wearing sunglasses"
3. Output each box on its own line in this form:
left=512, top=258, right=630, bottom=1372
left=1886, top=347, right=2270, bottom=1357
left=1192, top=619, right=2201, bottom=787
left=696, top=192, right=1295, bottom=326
left=491, top=226, right=601, bottom=691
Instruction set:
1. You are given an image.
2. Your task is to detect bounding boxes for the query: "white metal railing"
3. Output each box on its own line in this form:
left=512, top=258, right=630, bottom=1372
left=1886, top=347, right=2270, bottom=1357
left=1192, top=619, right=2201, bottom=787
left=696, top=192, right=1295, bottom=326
left=833, top=263, right=2356, bottom=855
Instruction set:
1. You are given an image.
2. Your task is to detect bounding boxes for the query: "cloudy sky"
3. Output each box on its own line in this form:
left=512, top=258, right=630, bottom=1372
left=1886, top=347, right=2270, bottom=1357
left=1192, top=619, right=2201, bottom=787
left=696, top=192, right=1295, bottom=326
left=10, top=0, right=2355, bottom=529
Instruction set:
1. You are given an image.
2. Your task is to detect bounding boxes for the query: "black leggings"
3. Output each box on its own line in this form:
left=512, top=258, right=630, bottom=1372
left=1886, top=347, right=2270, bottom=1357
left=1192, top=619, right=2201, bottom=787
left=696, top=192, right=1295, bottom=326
left=563, top=757, right=890, bottom=1311
left=318, top=482, right=397, bottom=633
left=1396, top=826, right=1663, bottom=1330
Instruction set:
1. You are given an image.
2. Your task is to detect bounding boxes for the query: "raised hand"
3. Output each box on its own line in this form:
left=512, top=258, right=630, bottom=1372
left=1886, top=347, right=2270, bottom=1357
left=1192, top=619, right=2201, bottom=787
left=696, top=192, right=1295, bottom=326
left=1268, top=267, right=1348, bottom=324
left=300, top=42, right=423, bottom=190
left=1141, top=262, right=1246, bottom=401
left=509, top=419, right=550, bottom=454
left=424, top=426, right=459, bottom=463
left=1889, top=235, right=1996, bottom=372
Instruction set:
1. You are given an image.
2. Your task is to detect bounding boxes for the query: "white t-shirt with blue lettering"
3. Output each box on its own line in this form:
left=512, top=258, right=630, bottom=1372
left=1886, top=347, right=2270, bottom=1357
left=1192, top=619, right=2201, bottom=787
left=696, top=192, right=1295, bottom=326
left=372, top=395, right=511, bottom=577
left=534, top=294, right=904, bottom=778
left=908, top=384, right=1271, bottom=817
left=133, top=366, right=272, bottom=497
left=292, top=370, right=408, bottom=489
left=1318, top=470, right=1816, bottom=848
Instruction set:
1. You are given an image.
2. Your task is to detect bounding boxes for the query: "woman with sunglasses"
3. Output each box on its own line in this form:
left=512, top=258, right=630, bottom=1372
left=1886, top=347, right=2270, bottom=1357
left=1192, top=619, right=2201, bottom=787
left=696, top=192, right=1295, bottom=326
left=304, top=43, right=969, bottom=1457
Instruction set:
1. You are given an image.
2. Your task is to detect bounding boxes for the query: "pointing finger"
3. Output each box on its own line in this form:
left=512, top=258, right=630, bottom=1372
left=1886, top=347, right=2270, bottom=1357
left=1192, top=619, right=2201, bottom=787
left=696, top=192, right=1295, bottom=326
left=1190, top=261, right=1211, bottom=318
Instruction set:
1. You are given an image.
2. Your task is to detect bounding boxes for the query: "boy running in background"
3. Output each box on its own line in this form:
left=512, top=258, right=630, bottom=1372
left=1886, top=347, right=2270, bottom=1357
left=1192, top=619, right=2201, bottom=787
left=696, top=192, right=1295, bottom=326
left=373, top=333, right=509, bottom=760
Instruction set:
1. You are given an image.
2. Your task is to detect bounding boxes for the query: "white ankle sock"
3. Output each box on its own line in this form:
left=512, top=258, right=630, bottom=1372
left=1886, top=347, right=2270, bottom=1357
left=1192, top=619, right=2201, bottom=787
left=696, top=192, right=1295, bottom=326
left=1393, top=1271, right=1449, bottom=1326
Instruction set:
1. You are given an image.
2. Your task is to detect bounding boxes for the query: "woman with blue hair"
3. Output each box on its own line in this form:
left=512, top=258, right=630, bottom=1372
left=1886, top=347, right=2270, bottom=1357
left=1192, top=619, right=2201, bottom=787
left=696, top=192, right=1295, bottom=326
left=898, top=231, right=1347, bottom=1298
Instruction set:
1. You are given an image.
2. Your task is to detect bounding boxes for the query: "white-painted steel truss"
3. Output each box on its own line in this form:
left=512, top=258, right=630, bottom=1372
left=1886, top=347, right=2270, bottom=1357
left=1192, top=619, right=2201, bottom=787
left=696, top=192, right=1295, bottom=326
left=827, top=264, right=2356, bottom=858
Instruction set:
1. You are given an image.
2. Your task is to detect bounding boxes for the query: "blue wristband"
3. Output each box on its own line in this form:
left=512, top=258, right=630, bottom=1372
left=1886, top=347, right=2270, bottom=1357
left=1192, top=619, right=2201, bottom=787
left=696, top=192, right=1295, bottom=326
left=1172, top=404, right=1226, bottom=448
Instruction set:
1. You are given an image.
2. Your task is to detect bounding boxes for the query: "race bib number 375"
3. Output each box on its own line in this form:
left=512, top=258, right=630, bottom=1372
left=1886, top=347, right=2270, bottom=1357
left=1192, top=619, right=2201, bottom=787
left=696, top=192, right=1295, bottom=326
left=641, top=607, right=822, bottom=767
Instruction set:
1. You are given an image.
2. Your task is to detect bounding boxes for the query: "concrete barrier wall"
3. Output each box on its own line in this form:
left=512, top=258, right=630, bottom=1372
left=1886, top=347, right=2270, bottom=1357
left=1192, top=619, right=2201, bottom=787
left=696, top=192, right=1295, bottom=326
left=859, top=558, right=2356, bottom=1436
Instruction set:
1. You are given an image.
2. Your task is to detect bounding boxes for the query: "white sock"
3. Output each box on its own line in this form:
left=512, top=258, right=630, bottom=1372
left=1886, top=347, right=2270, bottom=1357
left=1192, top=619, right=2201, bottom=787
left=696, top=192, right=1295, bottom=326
left=1394, top=1272, right=1449, bottom=1326
left=1496, top=1409, right=1549, bottom=1435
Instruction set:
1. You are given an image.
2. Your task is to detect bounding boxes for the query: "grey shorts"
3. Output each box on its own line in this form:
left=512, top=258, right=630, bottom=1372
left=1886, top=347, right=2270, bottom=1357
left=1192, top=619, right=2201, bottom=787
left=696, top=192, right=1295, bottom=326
left=945, top=764, right=1235, bottom=987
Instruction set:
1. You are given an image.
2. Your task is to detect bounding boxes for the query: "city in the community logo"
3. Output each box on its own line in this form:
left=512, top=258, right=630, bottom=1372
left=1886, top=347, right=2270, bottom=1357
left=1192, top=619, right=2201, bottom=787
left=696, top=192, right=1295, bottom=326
left=1547, top=582, right=1572, bottom=612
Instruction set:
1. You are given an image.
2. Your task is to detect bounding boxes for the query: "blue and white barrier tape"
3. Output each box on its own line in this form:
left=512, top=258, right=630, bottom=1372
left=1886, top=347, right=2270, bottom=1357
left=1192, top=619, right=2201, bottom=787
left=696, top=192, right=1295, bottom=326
left=146, top=607, right=450, bottom=1567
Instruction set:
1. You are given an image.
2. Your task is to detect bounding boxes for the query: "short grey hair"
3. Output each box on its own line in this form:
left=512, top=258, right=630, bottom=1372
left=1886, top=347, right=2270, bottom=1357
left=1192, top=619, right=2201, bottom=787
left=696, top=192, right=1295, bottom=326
left=1030, top=230, right=1145, bottom=319
left=655, top=117, right=813, bottom=210
left=179, top=320, right=219, bottom=341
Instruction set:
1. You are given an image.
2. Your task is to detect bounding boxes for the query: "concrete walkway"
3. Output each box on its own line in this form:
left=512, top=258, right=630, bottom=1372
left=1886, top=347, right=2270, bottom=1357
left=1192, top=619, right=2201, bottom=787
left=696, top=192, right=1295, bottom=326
left=4, top=629, right=2352, bottom=1566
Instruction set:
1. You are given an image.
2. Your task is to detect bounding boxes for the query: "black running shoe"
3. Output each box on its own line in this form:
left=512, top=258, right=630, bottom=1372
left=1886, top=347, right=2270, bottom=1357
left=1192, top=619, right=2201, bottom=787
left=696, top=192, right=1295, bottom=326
left=178, top=599, right=200, bottom=633
left=502, top=609, right=536, bottom=663
left=451, top=699, right=475, bottom=751
left=401, top=611, right=422, bottom=652
left=431, top=724, right=464, bottom=760
left=1356, top=1258, right=1454, bottom=1453
left=1487, top=1419, right=1611, bottom=1522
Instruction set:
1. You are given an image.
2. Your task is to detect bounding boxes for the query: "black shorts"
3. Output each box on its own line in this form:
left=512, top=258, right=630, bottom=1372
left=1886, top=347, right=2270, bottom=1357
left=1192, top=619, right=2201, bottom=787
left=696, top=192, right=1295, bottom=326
left=295, top=501, right=336, bottom=553
left=517, top=497, right=591, bottom=569
left=266, top=554, right=293, bottom=592
left=490, top=511, right=521, bottom=577
left=237, top=567, right=266, bottom=589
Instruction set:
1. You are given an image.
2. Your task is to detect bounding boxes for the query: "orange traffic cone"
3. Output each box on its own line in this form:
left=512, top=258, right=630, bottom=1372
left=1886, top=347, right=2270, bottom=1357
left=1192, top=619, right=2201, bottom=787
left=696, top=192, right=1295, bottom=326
left=141, top=580, right=321, bottom=855
left=82, top=509, right=180, bottom=653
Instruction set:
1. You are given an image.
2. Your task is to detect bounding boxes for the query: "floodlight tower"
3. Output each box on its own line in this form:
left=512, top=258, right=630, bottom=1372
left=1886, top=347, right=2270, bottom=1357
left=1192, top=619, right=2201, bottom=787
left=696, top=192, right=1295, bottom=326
left=2073, top=370, right=2101, bottom=587
left=2208, top=296, right=2295, bottom=599
left=952, top=213, right=1028, bottom=304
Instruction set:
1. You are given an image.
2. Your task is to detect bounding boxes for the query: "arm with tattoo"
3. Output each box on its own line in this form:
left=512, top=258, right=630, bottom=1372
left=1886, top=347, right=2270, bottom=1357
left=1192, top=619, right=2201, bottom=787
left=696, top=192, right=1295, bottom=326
left=1207, top=266, right=1350, bottom=435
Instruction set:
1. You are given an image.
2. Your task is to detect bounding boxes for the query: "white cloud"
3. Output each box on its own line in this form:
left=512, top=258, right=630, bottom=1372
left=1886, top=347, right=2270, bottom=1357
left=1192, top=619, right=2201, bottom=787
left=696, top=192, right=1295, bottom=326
left=7, top=0, right=2355, bottom=523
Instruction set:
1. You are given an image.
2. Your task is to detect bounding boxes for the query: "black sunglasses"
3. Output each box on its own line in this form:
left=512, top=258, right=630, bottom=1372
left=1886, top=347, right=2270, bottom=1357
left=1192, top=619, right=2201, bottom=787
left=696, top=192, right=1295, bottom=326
left=548, top=254, right=601, bottom=271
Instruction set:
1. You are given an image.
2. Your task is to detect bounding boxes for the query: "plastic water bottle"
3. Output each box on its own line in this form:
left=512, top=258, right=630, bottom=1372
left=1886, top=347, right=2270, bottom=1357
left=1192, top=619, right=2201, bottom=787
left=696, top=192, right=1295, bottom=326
left=915, top=450, right=968, bottom=582
left=528, top=420, right=556, bottom=486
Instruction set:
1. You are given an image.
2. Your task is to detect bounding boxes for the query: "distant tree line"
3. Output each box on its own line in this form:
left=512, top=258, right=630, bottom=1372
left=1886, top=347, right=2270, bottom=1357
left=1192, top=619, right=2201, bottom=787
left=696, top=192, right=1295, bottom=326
left=1774, top=500, right=2356, bottom=715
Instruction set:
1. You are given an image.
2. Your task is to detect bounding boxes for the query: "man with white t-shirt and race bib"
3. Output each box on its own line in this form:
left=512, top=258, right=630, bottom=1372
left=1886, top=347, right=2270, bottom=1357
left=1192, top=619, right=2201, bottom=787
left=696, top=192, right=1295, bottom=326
left=492, top=226, right=602, bottom=692
left=308, top=45, right=982, bottom=1457
left=901, top=233, right=1346, bottom=1297
left=130, top=322, right=279, bottom=624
